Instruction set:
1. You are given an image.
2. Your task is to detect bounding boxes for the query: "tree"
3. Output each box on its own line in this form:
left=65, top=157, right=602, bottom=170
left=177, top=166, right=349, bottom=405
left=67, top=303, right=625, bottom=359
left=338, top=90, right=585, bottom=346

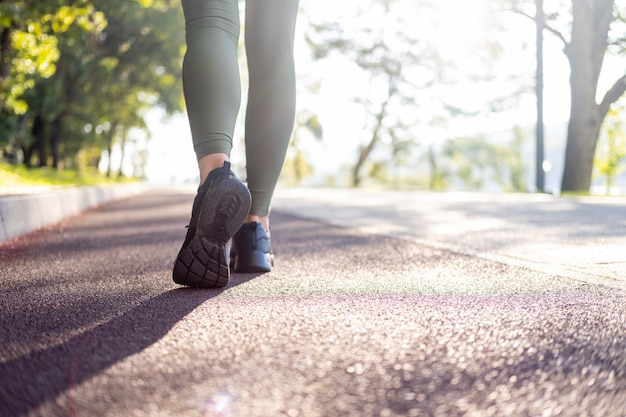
left=0, top=2, right=100, bottom=115
left=54, top=0, right=182, bottom=171
left=282, top=110, right=323, bottom=186
left=507, top=0, right=626, bottom=193
left=2, top=0, right=185, bottom=171
left=441, top=132, right=528, bottom=192
left=305, top=0, right=434, bottom=187
left=0, top=1, right=104, bottom=154
left=562, top=0, right=626, bottom=192
left=593, top=103, right=626, bottom=194
left=304, top=0, right=511, bottom=188
left=507, top=125, right=530, bottom=192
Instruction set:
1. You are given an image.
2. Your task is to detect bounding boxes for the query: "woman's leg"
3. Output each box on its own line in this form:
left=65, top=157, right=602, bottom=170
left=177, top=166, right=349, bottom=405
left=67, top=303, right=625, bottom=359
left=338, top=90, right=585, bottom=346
left=244, top=0, right=299, bottom=229
left=181, top=0, right=241, bottom=184
left=174, top=0, right=251, bottom=288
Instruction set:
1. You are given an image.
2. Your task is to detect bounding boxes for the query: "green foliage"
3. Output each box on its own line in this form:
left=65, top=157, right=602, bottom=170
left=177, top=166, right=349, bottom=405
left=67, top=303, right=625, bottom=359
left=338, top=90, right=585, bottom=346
left=282, top=111, right=323, bottom=186
left=306, top=0, right=435, bottom=187
left=427, top=144, right=450, bottom=191
left=0, top=2, right=106, bottom=115
left=593, top=105, right=626, bottom=194
left=0, top=0, right=185, bottom=172
left=443, top=136, right=491, bottom=190
left=0, top=160, right=136, bottom=189
left=305, top=0, right=510, bottom=189
left=442, top=133, right=528, bottom=192
left=504, top=125, right=528, bottom=192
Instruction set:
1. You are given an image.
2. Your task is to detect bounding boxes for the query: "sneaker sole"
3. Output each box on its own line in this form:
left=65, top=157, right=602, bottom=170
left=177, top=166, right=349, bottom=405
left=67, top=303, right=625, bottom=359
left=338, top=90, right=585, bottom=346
left=173, top=177, right=251, bottom=288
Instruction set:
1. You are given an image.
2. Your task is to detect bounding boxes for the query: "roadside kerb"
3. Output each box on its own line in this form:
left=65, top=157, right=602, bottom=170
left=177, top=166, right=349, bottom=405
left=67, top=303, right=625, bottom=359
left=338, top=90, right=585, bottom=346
left=0, top=183, right=146, bottom=243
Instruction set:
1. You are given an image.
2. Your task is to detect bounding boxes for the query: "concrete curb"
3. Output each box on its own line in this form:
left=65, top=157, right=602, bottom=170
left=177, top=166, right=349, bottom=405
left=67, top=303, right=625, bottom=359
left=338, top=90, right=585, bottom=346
left=0, top=183, right=147, bottom=243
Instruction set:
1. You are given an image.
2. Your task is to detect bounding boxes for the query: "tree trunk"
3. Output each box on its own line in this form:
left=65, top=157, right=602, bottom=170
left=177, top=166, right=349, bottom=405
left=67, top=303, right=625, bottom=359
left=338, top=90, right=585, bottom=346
left=31, top=113, right=48, bottom=167
left=428, top=144, right=441, bottom=190
left=22, top=144, right=34, bottom=168
left=561, top=0, right=613, bottom=193
left=105, top=122, right=119, bottom=178
left=352, top=87, right=393, bottom=187
left=49, top=112, right=66, bottom=169
left=117, top=126, right=127, bottom=178
left=0, top=19, right=13, bottom=113
left=561, top=78, right=603, bottom=192
left=352, top=108, right=384, bottom=187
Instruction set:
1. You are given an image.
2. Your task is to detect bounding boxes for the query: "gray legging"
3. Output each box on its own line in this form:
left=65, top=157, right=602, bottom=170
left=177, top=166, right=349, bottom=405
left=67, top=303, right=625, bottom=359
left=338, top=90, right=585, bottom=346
left=181, top=0, right=299, bottom=216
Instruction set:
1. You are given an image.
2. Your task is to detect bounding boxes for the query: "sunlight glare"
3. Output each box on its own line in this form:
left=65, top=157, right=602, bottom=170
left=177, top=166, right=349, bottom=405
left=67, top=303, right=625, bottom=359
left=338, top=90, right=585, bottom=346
left=204, top=392, right=234, bottom=417
left=427, top=0, right=493, bottom=53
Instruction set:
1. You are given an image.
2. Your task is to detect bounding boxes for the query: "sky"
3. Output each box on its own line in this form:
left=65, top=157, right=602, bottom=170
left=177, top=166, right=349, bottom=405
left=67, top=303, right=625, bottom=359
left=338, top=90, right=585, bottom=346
left=130, top=0, right=617, bottom=189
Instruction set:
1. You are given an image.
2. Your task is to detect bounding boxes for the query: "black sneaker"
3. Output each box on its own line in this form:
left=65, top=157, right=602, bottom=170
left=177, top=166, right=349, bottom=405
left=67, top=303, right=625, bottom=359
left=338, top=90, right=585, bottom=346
left=172, top=161, right=251, bottom=288
left=231, top=222, right=274, bottom=273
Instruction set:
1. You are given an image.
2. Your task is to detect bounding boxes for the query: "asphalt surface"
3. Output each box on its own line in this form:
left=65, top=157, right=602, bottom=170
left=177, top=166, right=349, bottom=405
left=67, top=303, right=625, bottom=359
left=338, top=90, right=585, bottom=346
left=0, top=189, right=625, bottom=417
left=273, top=188, right=626, bottom=288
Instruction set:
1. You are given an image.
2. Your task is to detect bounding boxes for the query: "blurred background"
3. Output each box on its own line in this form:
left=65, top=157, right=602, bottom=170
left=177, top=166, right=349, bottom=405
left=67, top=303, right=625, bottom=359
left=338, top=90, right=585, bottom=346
left=1, top=0, right=625, bottom=195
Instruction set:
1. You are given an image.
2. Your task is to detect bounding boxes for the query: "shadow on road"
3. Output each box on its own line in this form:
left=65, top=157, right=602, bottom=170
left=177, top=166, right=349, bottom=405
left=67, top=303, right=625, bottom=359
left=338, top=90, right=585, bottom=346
left=0, top=191, right=269, bottom=416
left=0, top=272, right=261, bottom=417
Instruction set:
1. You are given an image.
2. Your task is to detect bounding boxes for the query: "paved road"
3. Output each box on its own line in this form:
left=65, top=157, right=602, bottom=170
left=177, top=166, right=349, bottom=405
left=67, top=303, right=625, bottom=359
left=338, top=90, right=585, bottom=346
left=0, top=189, right=625, bottom=417
left=273, top=188, right=626, bottom=288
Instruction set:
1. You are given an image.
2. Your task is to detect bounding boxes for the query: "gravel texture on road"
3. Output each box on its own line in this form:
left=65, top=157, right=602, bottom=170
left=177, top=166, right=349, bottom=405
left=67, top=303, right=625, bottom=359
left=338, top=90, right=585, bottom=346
left=0, top=190, right=624, bottom=417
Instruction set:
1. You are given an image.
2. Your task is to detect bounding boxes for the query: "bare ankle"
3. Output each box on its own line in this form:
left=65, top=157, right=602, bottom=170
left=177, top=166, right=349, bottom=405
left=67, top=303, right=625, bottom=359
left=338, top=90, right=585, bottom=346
left=198, top=153, right=229, bottom=185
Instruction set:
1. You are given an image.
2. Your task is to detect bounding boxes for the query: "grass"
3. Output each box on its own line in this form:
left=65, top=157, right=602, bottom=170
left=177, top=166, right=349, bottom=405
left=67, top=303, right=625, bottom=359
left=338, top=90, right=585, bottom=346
left=0, top=161, right=139, bottom=191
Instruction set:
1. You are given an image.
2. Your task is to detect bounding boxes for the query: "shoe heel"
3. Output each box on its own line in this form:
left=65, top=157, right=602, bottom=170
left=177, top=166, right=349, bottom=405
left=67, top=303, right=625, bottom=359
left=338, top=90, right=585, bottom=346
left=234, top=249, right=272, bottom=273
left=201, top=178, right=251, bottom=246
left=173, top=238, right=230, bottom=287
